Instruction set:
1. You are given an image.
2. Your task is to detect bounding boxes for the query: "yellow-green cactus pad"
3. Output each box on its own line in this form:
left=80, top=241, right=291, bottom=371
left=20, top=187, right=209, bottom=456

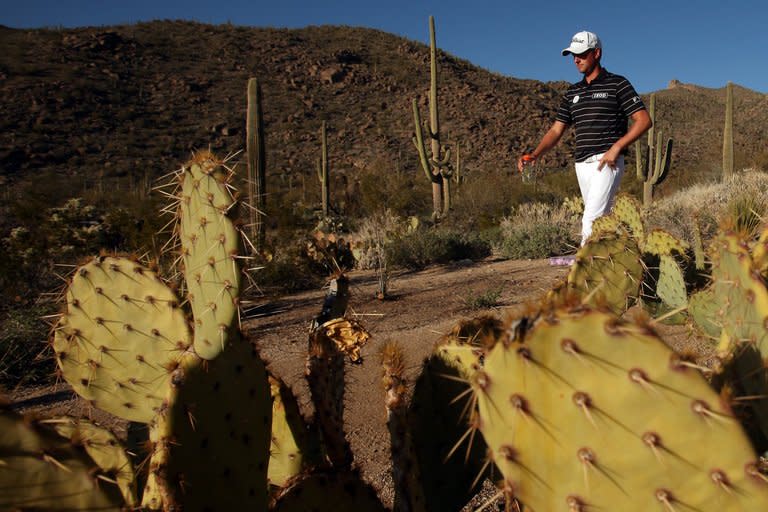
left=473, top=307, right=768, bottom=511
left=268, top=376, right=314, bottom=488
left=44, top=417, right=137, bottom=507
left=53, top=256, right=192, bottom=423
left=178, top=151, right=241, bottom=360
left=589, top=215, right=622, bottom=238
left=656, top=254, right=687, bottom=308
left=145, top=338, right=271, bottom=511
left=566, top=231, right=644, bottom=315
left=611, top=194, right=644, bottom=240
left=0, top=407, right=125, bottom=510
left=688, top=287, right=722, bottom=339
left=641, top=228, right=690, bottom=257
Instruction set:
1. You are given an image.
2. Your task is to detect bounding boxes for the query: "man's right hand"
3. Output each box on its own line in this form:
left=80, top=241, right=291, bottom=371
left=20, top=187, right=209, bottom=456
left=517, top=154, right=536, bottom=173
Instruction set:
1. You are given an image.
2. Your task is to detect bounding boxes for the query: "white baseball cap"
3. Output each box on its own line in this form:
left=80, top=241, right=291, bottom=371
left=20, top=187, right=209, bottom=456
left=562, top=31, right=601, bottom=56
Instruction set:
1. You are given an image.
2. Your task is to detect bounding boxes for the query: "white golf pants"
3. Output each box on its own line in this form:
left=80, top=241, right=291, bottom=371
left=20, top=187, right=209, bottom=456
left=575, top=153, right=624, bottom=245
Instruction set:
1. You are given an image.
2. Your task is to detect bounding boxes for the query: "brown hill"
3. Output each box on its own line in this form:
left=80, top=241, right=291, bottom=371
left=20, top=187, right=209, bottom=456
left=1, top=21, right=766, bottom=221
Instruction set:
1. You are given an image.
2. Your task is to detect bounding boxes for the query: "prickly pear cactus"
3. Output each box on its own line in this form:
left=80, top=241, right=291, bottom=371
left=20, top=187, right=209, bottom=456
left=268, top=375, right=318, bottom=488
left=611, top=194, right=644, bottom=240
left=52, top=255, right=191, bottom=423
left=404, top=317, right=498, bottom=512
left=44, top=417, right=137, bottom=507
left=472, top=307, right=768, bottom=511
left=565, top=230, right=644, bottom=315
left=177, top=151, right=242, bottom=360
left=0, top=406, right=126, bottom=510
left=143, top=338, right=271, bottom=511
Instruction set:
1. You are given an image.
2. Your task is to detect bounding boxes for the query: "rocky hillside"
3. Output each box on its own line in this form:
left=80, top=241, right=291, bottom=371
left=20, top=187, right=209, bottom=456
left=1, top=21, right=766, bottom=217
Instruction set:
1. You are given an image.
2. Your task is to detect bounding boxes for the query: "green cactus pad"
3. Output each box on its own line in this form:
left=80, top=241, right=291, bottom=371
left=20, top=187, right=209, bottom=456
left=473, top=307, right=768, bottom=511
left=708, top=232, right=768, bottom=442
left=403, top=320, right=495, bottom=512
left=709, top=232, right=768, bottom=358
left=268, top=375, right=316, bottom=488
left=656, top=254, right=688, bottom=308
left=688, top=287, right=722, bottom=339
left=641, top=228, right=690, bottom=257
left=611, top=194, right=644, bottom=240
left=44, top=417, right=137, bottom=507
left=752, top=225, right=768, bottom=276
left=144, top=338, right=271, bottom=511
left=178, top=151, right=242, bottom=360
left=0, top=407, right=125, bottom=510
left=271, top=470, right=386, bottom=512
left=53, top=256, right=192, bottom=423
left=589, top=215, right=622, bottom=238
left=566, top=231, right=644, bottom=315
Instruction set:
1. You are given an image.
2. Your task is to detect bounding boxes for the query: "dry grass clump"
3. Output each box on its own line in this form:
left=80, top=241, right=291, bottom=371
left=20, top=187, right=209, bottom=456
left=645, top=170, right=768, bottom=246
left=496, top=200, right=581, bottom=259
left=351, top=209, right=415, bottom=271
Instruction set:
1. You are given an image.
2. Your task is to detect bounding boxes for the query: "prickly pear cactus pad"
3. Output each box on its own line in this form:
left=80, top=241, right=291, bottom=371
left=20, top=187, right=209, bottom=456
left=44, top=417, right=137, bottom=507
left=611, top=194, right=644, bottom=240
left=178, top=151, right=242, bottom=360
left=403, top=320, right=495, bottom=512
left=709, top=232, right=768, bottom=441
left=710, top=232, right=768, bottom=358
left=0, top=407, right=125, bottom=510
left=641, top=228, right=690, bottom=257
left=473, top=307, right=768, bottom=511
left=268, top=375, right=313, bottom=488
left=688, top=287, right=722, bottom=339
left=145, top=338, right=271, bottom=511
left=53, top=256, right=192, bottom=423
left=656, top=254, right=688, bottom=308
left=566, top=232, right=643, bottom=315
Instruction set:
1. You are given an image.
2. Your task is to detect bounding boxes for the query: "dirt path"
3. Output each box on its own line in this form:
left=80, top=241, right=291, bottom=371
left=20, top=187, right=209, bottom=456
left=244, top=257, right=570, bottom=507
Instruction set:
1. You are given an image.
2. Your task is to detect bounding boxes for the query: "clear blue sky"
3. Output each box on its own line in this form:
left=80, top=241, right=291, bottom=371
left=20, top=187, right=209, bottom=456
left=2, top=0, right=766, bottom=94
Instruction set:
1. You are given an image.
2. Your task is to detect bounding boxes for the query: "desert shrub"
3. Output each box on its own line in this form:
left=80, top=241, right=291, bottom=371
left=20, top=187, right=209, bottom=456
left=0, top=303, right=56, bottom=388
left=645, top=170, right=768, bottom=247
left=462, top=286, right=503, bottom=310
left=387, top=228, right=491, bottom=270
left=351, top=209, right=416, bottom=270
left=496, top=201, right=580, bottom=259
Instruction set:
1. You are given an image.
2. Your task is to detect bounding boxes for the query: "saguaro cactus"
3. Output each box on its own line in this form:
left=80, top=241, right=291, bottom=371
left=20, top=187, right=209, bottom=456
left=635, top=93, right=673, bottom=206
left=317, top=121, right=330, bottom=217
left=246, top=77, right=267, bottom=252
left=723, top=81, right=734, bottom=177
left=412, top=15, right=451, bottom=218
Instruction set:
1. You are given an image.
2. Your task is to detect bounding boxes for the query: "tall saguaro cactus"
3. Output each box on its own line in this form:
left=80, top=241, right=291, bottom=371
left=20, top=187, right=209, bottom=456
left=635, top=93, right=673, bottom=206
left=246, top=77, right=267, bottom=252
left=723, top=81, right=734, bottom=177
left=317, top=121, right=330, bottom=217
left=412, top=15, right=451, bottom=218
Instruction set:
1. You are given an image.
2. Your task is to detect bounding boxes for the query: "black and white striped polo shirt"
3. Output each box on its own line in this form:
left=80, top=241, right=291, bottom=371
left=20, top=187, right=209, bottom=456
left=556, top=68, right=645, bottom=162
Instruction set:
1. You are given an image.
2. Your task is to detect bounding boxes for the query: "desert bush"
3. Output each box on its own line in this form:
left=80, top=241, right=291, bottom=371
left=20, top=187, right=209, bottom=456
left=496, top=201, right=580, bottom=259
left=462, top=286, right=503, bottom=310
left=645, top=170, right=768, bottom=247
left=387, top=228, right=491, bottom=270
left=0, top=303, right=56, bottom=388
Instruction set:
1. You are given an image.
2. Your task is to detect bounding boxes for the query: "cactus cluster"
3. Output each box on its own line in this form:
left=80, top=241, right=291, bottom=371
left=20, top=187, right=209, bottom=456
left=635, top=93, right=674, bottom=206
left=556, top=194, right=690, bottom=319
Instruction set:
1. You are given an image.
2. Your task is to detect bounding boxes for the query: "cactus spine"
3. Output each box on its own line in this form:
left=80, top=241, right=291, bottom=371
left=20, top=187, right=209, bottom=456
left=317, top=121, right=330, bottom=217
left=246, top=77, right=267, bottom=252
left=723, top=81, right=734, bottom=177
left=635, top=93, right=673, bottom=206
left=412, top=15, right=451, bottom=219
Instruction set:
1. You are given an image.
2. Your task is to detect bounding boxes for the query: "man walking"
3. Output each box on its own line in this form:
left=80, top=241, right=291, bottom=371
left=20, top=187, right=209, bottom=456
left=518, top=31, right=652, bottom=246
